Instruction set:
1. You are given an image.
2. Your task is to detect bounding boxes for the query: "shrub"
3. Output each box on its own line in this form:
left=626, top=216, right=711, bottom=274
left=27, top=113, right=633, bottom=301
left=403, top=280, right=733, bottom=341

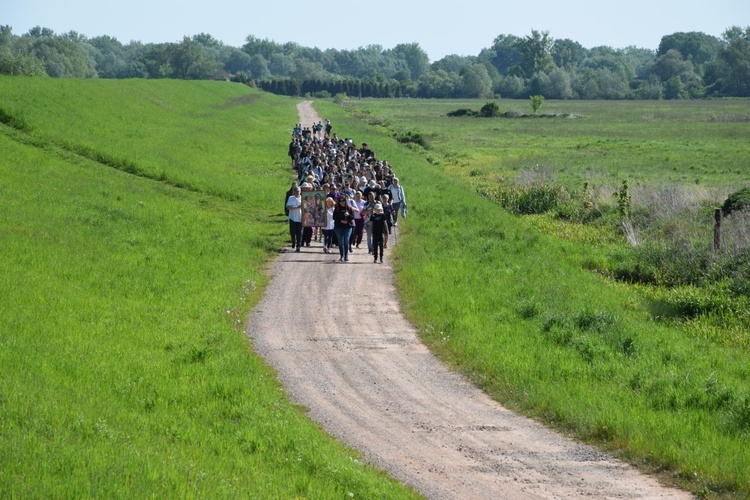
left=447, top=108, right=476, bottom=117
left=530, top=95, right=544, bottom=113
left=393, top=130, right=429, bottom=149
left=479, top=101, right=502, bottom=117
left=490, top=184, right=569, bottom=215
left=722, top=187, right=750, bottom=217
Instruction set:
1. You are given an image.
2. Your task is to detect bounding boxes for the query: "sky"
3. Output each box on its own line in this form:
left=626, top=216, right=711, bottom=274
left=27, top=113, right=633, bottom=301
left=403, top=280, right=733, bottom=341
left=4, top=0, right=749, bottom=62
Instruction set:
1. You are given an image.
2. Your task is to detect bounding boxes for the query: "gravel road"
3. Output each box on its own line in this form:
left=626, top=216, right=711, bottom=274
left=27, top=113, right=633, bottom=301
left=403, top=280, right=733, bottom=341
left=245, top=101, right=692, bottom=499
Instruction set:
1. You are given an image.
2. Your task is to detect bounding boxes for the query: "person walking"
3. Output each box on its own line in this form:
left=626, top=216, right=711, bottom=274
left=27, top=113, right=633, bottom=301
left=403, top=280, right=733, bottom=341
left=322, top=197, right=335, bottom=254
left=351, top=190, right=367, bottom=250
left=364, top=190, right=377, bottom=254
left=389, top=177, right=406, bottom=226
left=370, top=202, right=388, bottom=263
left=333, top=195, right=354, bottom=262
left=286, top=186, right=303, bottom=252
left=381, top=193, right=393, bottom=248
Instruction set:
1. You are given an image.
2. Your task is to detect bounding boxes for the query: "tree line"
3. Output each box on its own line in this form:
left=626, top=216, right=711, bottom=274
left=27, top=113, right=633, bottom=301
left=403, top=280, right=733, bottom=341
left=1, top=25, right=749, bottom=99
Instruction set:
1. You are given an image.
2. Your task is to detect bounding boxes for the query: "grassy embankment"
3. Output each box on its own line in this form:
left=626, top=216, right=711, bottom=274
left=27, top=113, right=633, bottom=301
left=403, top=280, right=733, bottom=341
left=313, top=97, right=750, bottom=497
left=0, top=78, right=419, bottom=498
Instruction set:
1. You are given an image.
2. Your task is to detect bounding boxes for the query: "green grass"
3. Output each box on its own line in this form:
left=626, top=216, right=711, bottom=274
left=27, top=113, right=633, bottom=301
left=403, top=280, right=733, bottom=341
left=4, top=78, right=750, bottom=497
left=342, top=98, right=750, bottom=191
left=0, top=78, right=419, bottom=498
left=313, top=97, right=750, bottom=496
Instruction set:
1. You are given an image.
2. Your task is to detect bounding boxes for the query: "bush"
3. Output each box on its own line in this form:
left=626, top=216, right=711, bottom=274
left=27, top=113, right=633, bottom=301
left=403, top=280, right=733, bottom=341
left=447, top=108, right=476, bottom=117
left=722, top=187, right=750, bottom=217
left=393, top=130, right=429, bottom=149
left=479, top=101, right=502, bottom=117
left=488, top=184, right=569, bottom=215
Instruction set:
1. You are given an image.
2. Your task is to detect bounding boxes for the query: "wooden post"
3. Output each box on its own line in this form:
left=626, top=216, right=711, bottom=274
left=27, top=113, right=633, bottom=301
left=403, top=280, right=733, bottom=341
left=714, top=208, right=722, bottom=251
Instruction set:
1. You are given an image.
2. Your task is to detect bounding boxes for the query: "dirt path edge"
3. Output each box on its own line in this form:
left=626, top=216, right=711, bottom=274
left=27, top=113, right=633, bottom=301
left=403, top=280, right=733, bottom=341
left=245, top=101, right=693, bottom=499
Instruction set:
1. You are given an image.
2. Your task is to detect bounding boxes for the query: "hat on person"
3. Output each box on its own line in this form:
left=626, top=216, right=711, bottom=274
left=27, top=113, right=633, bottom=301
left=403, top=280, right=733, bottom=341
left=368, top=180, right=377, bottom=188
left=306, top=175, right=314, bottom=181
left=374, top=202, right=383, bottom=211
left=301, top=182, right=312, bottom=189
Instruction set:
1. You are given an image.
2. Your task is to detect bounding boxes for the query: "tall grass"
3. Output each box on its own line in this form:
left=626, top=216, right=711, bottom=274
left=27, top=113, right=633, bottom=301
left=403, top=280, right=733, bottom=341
left=0, top=78, right=418, bottom=498
left=314, top=97, right=750, bottom=496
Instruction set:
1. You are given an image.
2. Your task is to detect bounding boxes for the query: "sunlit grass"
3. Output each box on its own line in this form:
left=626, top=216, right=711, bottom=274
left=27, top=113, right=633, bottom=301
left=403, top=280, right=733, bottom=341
left=0, top=79, right=419, bottom=498
left=314, top=97, right=750, bottom=496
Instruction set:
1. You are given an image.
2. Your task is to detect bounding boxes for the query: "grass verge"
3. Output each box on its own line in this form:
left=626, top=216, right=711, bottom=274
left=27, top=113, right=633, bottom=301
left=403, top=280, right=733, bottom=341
left=0, top=78, right=418, bottom=498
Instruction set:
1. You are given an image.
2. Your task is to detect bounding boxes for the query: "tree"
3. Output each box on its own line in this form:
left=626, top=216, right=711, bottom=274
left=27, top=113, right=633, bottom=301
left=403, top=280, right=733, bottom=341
left=552, top=38, right=587, bottom=69
left=390, top=43, right=430, bottom=80
left=547, top=67, right=572, bottom=99
left=527, top=71, right=550, bottom=96
left=171, top=37, right=218, bottom=79
left=242, top=35, right=279, bottom=60
left=461, top=63, right=493, bottom=98
left=247, top=54, right=270, bottom=78
left=515, top=30, right=554, bottom=77
left=416, top=69, right=460, bottom=98
left=142, top=43, right=174, bottom=78
left=497, top=75, right=525, bottom=98
left=648, top=49, right=703, bottom=97
left=0, top=25, right=46, bottom=76
left=529, top=95, right=544, bottom=113
left=88, top=35, right=128, bottom=78
left=488, top=34, right=522, bottom=75
left=658, top=31, right=722, bottom=65
left=268, top=53, right=296, bottom=76
left=432, top=54, right=473, bottom=74
left=718, top=26, right=750, bottom=96
left=632, top=74, right=663, bottom=99
left=663, top=76, right=686, bottom=99
left=224, top=49, right=253, bottom=74
left=21, top=28, right=97, bottom=77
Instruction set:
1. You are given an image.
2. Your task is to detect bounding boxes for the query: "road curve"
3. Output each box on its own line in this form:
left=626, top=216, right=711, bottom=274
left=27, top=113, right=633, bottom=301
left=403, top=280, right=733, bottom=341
left=245, top=101, right=692, bottom=499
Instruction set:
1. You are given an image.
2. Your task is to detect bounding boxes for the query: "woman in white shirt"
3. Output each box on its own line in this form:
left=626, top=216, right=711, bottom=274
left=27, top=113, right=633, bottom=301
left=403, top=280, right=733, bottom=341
left=322, top=197, right=335, bottom=254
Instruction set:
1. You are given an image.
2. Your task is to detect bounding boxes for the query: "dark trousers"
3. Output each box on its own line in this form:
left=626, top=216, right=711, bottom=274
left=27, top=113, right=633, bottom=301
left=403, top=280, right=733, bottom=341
left=351, top=218, right=364, bottom=247
left=373, top=234, right=384, bottom=260
left=323, top=229, right=334, bottom=249
left=302, top=226, right=313, bottom=246
left=289, top=220, right=302, bottom=249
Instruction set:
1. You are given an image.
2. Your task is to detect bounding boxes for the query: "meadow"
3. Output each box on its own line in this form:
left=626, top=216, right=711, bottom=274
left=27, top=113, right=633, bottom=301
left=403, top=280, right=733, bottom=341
left=0, top=78, right=419, bottom=498
left=2, top=77, right=750, bottom=498
left=312, top=97, right=750, bottom=497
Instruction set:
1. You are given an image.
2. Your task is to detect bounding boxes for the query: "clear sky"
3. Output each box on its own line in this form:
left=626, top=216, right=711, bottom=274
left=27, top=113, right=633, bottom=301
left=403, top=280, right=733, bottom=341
left=4, top=0, right=749, bottom=61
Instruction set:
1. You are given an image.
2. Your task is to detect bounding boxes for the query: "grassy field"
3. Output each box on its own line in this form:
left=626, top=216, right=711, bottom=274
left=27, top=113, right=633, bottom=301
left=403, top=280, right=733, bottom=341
left=338, top=98, right=750, bottom=190
left=312, top=97, right=750, bottom=497
left=3, top=78, right=750, bottom=497
left=0, top=78, right=419, bottom=498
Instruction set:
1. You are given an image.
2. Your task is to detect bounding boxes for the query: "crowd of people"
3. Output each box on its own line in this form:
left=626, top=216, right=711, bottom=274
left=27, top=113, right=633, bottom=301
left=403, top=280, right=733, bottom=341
left=285, top=121, right=407, bottom=263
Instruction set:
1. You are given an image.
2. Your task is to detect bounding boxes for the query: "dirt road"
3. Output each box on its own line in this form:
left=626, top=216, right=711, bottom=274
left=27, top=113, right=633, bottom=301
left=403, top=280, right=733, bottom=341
left=245, top=101, right=692, bottom=499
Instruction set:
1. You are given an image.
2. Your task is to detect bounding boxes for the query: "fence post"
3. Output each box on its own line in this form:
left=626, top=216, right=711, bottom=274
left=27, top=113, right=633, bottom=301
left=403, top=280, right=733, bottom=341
left=714, top=208, right=722, bottom=251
